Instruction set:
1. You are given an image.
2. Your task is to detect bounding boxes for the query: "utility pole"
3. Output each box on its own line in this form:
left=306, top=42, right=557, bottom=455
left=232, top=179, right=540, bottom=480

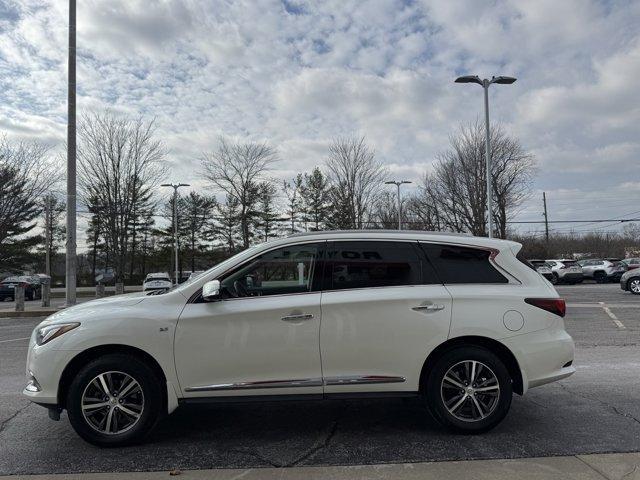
left=455, top=74, right=517, bottom=238
left=161, top=183, right=190, bottom=285
left=45, top=196, right=51, bottom=278
left=65, top=0, right=77, bottom=306
left=384, top=180, right=412, bottom=230
left=543, top=191, right=549, bottom=243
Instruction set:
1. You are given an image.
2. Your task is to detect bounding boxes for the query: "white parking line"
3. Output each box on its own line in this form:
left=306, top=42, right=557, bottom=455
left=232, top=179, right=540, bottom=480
left=599, top=302, right=626, bottom=329
left=0, top=337, right=30, bottom=343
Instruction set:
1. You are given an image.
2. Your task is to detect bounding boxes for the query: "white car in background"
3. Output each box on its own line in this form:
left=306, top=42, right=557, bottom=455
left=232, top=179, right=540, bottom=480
left=24, top=231, right=574, bottom=446
left=142, top=273, right=172, bottom=292
left=546, top=259, right=583, bottom=284
left=528, top=259, right=555, bottom=283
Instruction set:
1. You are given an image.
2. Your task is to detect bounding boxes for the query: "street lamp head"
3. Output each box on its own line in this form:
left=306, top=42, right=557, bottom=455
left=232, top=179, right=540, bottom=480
left=455, top=75, right=482, bottom=85
left=400, top=180, right=412, bottom=185
left=178, top=183, right=191, bottom=187
left=160, top=184, right=173, bottom=187
left=384, top=181, right=396, bottom=185
left=491, top=76, right=517, bottom=84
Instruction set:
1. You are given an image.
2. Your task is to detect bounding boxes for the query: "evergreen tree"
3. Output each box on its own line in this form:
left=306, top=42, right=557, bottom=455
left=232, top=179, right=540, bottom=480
left=301, top=167, right=331, bottom=231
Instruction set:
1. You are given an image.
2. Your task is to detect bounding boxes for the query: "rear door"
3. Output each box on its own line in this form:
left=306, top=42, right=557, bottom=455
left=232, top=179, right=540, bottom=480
left=319, top=240, right=452, bottom=394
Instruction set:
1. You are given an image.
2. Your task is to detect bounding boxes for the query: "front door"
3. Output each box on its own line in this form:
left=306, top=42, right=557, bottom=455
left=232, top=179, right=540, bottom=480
left=175, top=242, right=324, bottom=398
left=319, top=240, right=452, bottom=394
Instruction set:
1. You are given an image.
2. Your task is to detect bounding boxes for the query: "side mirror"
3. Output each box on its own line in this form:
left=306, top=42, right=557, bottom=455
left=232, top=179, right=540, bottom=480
left=202, top=280, right=221, bottom=301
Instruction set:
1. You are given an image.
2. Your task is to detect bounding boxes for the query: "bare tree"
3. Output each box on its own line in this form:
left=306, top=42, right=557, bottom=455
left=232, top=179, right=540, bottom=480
left=325, top=136, right=386, bottom=229
left=201, top=138, right=277, bottom=248
left=78, top=112, right=167, bottom=282
left=0, top=136, right=59, bottom=268
left=413, top=122, right=535, bottom=237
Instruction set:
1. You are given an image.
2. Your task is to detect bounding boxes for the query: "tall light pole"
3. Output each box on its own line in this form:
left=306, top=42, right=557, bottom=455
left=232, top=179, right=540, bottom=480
left=385, top=180, right=412, bottom=230
left=455, top=75, right=516, bottom=238
left=161, top=183, right=190, bottom=285
left=65, top=0, right=77, bottom=306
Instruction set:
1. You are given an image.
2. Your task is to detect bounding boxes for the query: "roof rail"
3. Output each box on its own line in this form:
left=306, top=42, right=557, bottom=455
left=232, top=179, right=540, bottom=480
left=287, top=229, right=472, bottom=238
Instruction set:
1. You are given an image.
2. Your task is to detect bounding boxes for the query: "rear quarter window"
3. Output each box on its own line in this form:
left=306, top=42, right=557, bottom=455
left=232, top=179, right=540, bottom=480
left=420, top=243, right=509, bottom=284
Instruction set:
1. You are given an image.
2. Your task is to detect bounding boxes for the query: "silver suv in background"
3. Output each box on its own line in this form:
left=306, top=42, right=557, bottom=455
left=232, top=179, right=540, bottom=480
left=578, top=259, right=626, bottom=283
left=546, top=259, right=583, bottom=284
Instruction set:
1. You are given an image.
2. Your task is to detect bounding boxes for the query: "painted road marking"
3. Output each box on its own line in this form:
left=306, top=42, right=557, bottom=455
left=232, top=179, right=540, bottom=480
left=599, top=302, right=626, bottom=329
left=0, top=337, right=30, bottom=344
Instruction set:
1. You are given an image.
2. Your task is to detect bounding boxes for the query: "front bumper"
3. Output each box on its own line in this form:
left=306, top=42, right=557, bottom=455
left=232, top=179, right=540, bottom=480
left=23, top=337, right=77, bottom=406
left=501, top=319, right=575, bottom=393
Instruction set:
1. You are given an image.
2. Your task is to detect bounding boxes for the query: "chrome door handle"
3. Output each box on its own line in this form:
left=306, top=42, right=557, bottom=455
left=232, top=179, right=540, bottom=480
left=412, top=304, right=445, bottom=312
left=281, top=313, right=314, bottom=322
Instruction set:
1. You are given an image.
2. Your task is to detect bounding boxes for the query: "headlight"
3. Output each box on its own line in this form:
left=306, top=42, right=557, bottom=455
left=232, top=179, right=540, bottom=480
left=35, top=322, right=80, bottom=346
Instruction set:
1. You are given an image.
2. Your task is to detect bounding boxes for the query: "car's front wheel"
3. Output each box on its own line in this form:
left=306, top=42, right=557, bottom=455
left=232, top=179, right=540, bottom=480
left=425, top=346, right=512, bottom=433
left=66, top=354, right=163, bottom=447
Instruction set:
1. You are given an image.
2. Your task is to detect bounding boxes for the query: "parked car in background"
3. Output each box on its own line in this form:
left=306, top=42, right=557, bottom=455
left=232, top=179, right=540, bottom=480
left=528, top=259, right=555, bottom=283
left=24, top=231, right=574, bottom=446
left=546, top=259, right=583, bottom=284
left=577, top=259, right=626, bottom=283
left=622, top=258, right=640, bottom=271
left=620, top=268, right=640, bottom=295
left=0, top=276, right=42, bottom=301
left=142, top=273, right=172, bottom=292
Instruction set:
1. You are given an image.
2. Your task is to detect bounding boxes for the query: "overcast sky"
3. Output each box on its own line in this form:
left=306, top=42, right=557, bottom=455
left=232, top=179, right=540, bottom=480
left=2, top=0, right=640, bottom=242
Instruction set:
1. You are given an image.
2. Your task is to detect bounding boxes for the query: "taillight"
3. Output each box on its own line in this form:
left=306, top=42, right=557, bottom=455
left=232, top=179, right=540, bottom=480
left=525, top=298, right=566, bottom=317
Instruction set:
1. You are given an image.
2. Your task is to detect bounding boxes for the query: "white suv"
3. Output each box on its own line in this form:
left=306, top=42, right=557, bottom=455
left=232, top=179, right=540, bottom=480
left=142, top=272, right=172, bottom=292
left=24, top=231, right=574, bottom=446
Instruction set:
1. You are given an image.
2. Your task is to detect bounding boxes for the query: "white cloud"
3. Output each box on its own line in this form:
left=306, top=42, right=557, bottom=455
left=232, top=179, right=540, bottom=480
left=1, top=0, right=640, bottom=241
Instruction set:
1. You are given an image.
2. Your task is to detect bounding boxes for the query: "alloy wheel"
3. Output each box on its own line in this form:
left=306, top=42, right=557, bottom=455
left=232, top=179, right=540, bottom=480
left=630, top=279, right=640, bottom=294
left=440, top=360, right=500, bottom=422
left=81, top=371, right=144, bottom=435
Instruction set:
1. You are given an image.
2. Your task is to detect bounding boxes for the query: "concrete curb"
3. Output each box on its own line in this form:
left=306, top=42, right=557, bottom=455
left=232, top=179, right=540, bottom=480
left=1, top=453, right=639, bottom=480
left=0, top=309, right=58, bottom=318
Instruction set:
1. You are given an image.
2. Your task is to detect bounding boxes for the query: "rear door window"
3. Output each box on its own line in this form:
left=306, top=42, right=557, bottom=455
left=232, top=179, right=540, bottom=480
left=324, top=241, right=434, bottom=290
left=420, top=243, right=509, bottom=284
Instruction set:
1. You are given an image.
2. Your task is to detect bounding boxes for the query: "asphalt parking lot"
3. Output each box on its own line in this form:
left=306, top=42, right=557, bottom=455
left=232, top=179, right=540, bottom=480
left=1, top=283, right=639, bottom=475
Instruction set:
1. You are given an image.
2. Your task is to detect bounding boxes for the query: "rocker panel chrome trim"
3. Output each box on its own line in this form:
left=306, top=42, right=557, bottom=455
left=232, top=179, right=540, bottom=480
left=184, top=378, right=323, bottom=392
left=323, top=375, right=406, bottom=386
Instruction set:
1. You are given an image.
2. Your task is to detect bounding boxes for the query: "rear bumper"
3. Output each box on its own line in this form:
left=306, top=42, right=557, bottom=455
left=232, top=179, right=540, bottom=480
left=501, top=320, right=575, bottom=393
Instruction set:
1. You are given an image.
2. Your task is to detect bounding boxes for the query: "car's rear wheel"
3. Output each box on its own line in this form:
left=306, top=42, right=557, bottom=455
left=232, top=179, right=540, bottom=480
left=66, top=354, right=163, bottom=447
left=628, top=278, right=640, bottom=295
left=551, top=273, right=559, bottom=285
left=425, top=346, right=512, bottom=433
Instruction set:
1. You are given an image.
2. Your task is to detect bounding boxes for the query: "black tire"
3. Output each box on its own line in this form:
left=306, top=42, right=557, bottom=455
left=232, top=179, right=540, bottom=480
left=594, top=271, right=606, bottom=284
left=628, top=277, right=640, bottom=295
left=551, top=273, right=559, bottom=285
left=425, top=346, right=512, bottom=433
left=66, top=354, right=163, bottom=447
